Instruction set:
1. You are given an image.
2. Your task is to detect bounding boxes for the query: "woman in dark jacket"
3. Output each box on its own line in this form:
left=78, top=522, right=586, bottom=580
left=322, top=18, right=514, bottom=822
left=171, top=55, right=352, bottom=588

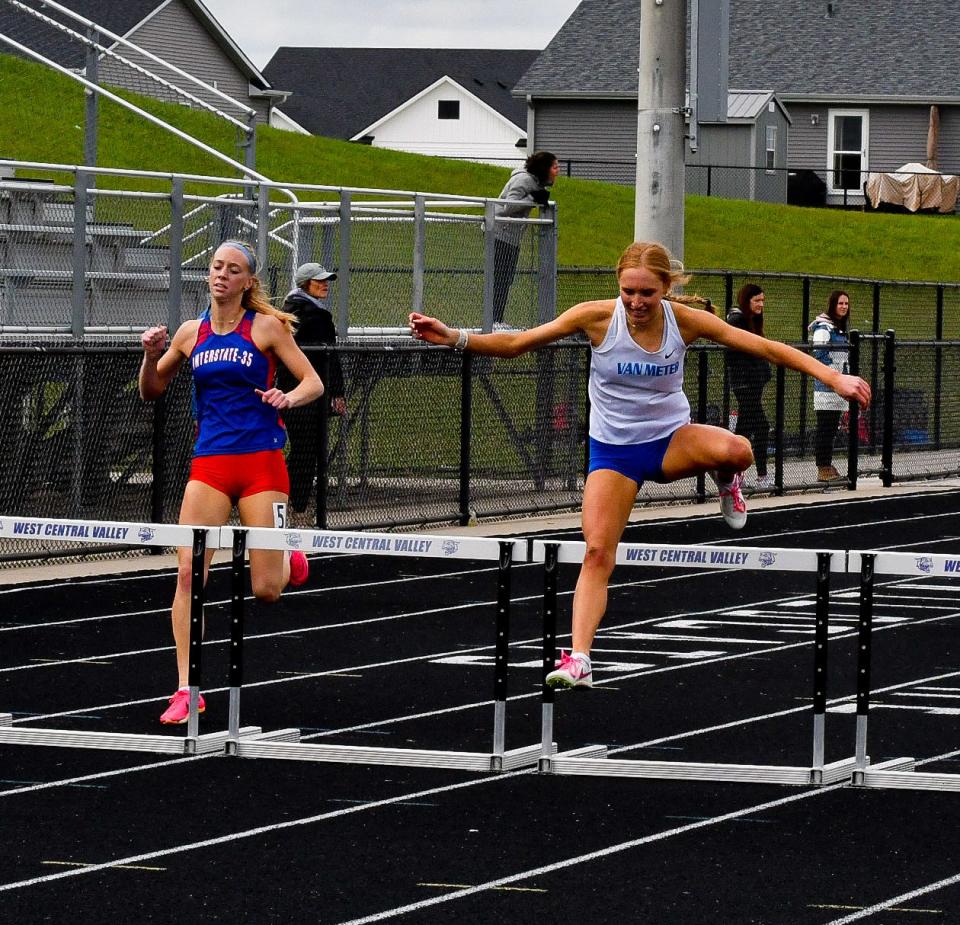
left=278, top=263, right=346, bottom=515
left=726, top=283, right=772, bottom=489
left=492, top=150, right=558, bottom=326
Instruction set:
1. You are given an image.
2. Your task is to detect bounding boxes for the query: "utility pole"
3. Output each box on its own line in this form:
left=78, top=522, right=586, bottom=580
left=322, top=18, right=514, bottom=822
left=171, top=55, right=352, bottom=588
left=634, top=0, right=687, bottom=259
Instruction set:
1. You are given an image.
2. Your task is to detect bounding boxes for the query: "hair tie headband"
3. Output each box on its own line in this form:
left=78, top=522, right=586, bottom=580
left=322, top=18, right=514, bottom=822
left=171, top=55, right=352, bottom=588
left=221, top=240, right=258, bottom=274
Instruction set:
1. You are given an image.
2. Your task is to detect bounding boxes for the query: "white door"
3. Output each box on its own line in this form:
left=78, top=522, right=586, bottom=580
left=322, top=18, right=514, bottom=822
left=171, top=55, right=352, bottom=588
left=827, top=109, right=869, bottom=199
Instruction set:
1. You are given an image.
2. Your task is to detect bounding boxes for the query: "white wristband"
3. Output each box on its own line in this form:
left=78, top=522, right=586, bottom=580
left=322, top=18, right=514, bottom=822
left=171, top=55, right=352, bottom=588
left=453, top=328, right=469, bottom=351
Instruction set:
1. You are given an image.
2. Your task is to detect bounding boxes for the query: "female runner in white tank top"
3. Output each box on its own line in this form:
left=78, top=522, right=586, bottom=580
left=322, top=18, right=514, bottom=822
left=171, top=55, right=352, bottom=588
left=409, top=242, right=871, bottom=689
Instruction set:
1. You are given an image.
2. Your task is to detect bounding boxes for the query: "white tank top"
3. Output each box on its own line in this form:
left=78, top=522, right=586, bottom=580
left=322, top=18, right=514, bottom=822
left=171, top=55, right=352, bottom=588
left=588, top=298, right=691, bottom=444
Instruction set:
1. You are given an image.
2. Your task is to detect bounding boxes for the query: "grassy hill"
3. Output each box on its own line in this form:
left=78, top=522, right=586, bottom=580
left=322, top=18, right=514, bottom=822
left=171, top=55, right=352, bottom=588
left=2, top=52, right=960, bottom=281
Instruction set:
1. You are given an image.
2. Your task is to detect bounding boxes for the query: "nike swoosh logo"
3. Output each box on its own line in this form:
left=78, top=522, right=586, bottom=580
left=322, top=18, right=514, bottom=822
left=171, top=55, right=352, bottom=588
left=664, top=350, right=676, bottom=359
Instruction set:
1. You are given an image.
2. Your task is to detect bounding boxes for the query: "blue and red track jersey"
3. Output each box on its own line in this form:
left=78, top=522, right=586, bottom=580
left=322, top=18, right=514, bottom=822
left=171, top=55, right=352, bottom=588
left=190, top=310, right=286, bottom=457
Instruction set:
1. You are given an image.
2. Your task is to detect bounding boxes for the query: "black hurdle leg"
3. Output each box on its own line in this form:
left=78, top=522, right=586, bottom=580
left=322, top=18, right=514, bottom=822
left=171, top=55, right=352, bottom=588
left=226, top=529, right=247, bottom=755
left=810, top=551, right=832, bottom=782
left=538, top=542, right=559, bottom=771
left=853, top=553, right=876, bottom=785
left=185, top=527, right=207, bottom=749
left=490, top=540, right=513, bottom=770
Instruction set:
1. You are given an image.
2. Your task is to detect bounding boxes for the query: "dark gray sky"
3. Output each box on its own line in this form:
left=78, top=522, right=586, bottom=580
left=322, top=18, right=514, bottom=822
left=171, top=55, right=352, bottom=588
left=201, top=0, right=582, bottom=69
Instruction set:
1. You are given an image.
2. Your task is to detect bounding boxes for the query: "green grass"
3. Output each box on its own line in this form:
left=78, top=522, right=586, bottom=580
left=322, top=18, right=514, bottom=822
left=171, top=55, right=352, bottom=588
left=3, top=52, right=960, bottom=282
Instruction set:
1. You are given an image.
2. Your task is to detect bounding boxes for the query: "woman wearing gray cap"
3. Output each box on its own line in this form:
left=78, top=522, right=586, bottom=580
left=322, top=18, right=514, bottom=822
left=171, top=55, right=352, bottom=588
left=278, top=263, right=346, bottom=516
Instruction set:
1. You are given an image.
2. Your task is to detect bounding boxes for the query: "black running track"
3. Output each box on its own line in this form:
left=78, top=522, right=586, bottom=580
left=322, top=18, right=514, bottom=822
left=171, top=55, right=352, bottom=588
left=2, top=491, right=960, bottom=924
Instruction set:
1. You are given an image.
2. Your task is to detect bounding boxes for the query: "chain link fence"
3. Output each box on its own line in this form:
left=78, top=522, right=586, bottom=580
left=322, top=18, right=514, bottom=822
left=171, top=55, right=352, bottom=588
left=1, top=336, right=958, bottom=561
left=558, top=268, right=960, bottom=342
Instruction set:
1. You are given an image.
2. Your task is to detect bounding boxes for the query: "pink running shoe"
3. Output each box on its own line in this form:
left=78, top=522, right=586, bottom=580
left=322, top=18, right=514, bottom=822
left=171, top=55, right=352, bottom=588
left=289, top=550, right=309, bottom=587
left=545, top=650, right=593, bottom=689
left=717, top=472, right=747, bottom=530
left=160, top=689, right=205, bottom=725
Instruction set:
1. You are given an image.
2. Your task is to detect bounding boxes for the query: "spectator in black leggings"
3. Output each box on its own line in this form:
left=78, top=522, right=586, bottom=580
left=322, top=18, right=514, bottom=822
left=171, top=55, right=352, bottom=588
left=726, top=284, right=772, bottom=489
left=492, top=151, right=558, bottom=327
left=277, top=263, right=346, bottom=517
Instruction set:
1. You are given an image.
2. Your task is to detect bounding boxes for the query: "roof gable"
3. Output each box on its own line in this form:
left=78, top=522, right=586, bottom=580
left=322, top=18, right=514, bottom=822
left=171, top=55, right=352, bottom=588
left=0, top=0, right=268, bottom=87
left=514, top=0, right=960, bottom=102
left=0, top=0, right=161, bottom=68
left=263, top=47, right=539, bottom=139
left=352, top=74, right=527, bottom=140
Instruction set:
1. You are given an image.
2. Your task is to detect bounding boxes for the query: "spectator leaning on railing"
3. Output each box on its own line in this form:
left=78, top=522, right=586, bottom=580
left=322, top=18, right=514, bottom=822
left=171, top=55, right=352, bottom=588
left=492, top=151, right=558, bottom=327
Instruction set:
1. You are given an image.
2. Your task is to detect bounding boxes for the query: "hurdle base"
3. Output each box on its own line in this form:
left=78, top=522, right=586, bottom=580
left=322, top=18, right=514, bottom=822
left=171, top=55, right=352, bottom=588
left=226, top=726, right=302, bottom=754
left=852, top=756, right=960, bottom=791
left=543, top=748, right=855, bottom=786
left=539, top=744, right=608, bottom=772
left=811, top=757, right=860, bottom=785
left=0, top=724, right=263, bottom=755
left=234, top=739, right=544, bottom=772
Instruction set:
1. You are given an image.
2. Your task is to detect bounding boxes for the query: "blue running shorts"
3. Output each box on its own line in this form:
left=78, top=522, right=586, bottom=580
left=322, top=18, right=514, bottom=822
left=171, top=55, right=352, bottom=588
left=587, top=433, right=675, bottom=486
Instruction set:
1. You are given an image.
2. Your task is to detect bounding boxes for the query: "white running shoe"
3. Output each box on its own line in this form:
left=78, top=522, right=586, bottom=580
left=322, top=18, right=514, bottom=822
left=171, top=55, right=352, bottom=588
left=754, top=473, right=775, bottom=491
left=715, top=472, right=747, bottom=529
left=545, top=650, right=593, bottom=689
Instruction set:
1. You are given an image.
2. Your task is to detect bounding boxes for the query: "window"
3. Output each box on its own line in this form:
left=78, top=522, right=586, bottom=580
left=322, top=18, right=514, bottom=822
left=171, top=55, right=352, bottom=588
left=437, top=100, right=460, bottom=120
left=765, top=125, right=777, bottom=172
left=827, top=109, right=869, bottom=197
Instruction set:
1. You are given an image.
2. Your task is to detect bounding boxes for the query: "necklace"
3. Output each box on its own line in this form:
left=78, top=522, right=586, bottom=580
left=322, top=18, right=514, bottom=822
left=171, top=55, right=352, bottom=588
left=212, top=311, right=242, bottom=333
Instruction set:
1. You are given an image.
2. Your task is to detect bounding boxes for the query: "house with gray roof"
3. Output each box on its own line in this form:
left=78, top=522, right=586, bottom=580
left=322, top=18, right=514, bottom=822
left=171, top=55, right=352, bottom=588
left=263, top=48, right=538, bottom=163
left=0, top=0, right=284, bottom=123
left=515, top=0, right=960, bottom=205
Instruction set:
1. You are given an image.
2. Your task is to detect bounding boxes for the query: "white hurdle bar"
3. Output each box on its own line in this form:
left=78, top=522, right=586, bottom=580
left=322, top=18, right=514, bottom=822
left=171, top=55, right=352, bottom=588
left=220, top=526, right=542, bottom=771
left=847, top=550, right=959, bottom=792
left=0, top=517, right=263, bottom=755
left=533, top=539, right=857, bottom=785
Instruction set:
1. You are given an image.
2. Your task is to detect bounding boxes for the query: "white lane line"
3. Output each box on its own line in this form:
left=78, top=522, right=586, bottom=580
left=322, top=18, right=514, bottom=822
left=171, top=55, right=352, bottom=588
left=333, top=785, right=844, bottom=925
left=42, top=860, right=166, bottom=872
left=0, top=605, right=169, bottom=633
left=4, top=737, right=960, bottom=901
left=0, top=564, right=500, bottom=633
left=823, top=872, right=960, bottom=924
left=13, top=589, right=960, bottom=730
left=3, top=603, right=833, bottom=723
left=417, top=882, right=547, bottom=894
left=0, top=756, right=211, bottom=798
left=2, top=571, right=826, bottom=696
left=0, top=773, right=523, bottom=893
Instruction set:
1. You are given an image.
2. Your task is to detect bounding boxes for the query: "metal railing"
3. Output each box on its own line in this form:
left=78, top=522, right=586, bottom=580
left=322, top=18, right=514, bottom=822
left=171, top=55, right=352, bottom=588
left=0, top=0, right=258, bottom=171
left=0, top=159, right=557, bottom=338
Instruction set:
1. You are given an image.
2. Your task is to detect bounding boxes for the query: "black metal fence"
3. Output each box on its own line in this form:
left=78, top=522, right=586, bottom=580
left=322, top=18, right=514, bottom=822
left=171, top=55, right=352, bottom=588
left=1, top=334, right=958, bottom=562
left=557, top=268, right=960, bottom=342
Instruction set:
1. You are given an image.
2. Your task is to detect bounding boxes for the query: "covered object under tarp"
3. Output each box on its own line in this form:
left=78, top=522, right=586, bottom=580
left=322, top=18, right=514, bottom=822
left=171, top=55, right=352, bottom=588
left=864, top=163, right=959, bottom=213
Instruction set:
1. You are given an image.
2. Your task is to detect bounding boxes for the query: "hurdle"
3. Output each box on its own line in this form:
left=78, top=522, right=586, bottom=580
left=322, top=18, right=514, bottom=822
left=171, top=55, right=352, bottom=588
left=534, top=539, right=859, bottom=785
left=220, top=525, right=543, bottom=771
left=847, top=550, right=957, bottom=792
left=0, top=516, right=263, bottom=755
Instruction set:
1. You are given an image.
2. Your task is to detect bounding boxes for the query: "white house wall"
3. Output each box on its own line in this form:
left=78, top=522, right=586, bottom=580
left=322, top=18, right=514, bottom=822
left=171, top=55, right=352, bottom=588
left=369, top=83, right=524, bottom=164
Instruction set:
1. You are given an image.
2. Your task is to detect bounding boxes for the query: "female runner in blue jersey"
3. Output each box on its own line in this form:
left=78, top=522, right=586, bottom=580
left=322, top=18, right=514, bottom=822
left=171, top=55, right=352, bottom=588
left=140, top=241, right=324, bottom=724
left=409, top=241, right=871, bottom=689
